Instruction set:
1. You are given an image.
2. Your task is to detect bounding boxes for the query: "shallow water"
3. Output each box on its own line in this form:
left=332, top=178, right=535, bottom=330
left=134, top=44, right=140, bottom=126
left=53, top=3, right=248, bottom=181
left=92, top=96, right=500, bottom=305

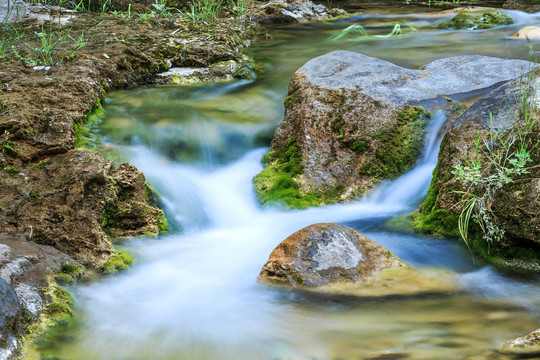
left=36, top=9, right=540, bottom=360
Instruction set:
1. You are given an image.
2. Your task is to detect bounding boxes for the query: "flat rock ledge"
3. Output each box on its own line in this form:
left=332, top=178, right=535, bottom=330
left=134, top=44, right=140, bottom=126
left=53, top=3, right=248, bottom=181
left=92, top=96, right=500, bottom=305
left=258, top=223, right=405, bottom=287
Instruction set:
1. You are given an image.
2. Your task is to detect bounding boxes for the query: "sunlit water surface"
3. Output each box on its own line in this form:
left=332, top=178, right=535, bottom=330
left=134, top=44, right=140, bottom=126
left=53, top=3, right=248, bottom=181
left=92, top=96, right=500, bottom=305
left=35, top=9, right=540, bottom=360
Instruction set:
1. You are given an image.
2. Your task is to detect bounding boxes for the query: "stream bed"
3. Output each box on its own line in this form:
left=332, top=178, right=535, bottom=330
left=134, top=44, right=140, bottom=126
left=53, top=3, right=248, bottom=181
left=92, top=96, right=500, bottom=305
left=35, top=8, right=540, bottom=360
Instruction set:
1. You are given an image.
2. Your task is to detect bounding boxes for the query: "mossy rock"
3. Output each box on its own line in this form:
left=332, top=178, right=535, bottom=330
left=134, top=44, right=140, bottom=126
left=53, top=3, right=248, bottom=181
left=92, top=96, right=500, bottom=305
left=101, top=250, right=134, bottom=274
left=437, top=11, right=513, bottom=30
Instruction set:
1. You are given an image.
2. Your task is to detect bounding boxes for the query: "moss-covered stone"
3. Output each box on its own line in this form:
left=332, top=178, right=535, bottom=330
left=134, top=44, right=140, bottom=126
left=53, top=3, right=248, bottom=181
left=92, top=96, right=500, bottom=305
left=253, top=139, right=347, bottom=209
left=437, top=11, right=513, bottom=30
left=101, top=250, right=134, bottom=274
left=358, top=105, right=429, bottom=180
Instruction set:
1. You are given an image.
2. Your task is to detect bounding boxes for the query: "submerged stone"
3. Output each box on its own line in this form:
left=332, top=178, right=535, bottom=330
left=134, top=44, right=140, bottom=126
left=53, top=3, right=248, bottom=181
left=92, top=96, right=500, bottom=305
left=511, top=26, right=540, bottom=40
left=258, top=223, right=405, bottom=287
left=500, top=328, right=540, bottom=356
left=437, top=10, right=513, bottom=30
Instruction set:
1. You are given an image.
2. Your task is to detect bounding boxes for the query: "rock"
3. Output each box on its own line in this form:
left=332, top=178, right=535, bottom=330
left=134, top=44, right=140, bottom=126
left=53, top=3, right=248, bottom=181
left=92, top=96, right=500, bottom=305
left=511, top=26, right=540, bottom=40
left=250, top=0, right=333, bottom=25
left=437, top=10, right=513, bottom=30
left=414, top=68, right=540, bottom=271
left=0, top=278, right=21, bottom=354
left=0, top=151, right=167, bottom=264
left=258, top=223, right=405, bottom=287
left=500, top=328, right=540, bottom=356
left=253, top=51, right=531, bottom=208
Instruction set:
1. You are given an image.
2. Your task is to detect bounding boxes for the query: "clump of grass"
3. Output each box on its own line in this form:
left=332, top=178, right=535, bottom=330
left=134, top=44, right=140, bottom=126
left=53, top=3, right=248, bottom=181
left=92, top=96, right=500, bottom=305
left=451, top=70, right=539, bottom=253
left=182, top=0, right=224, bottom=21
left=329, top=23, right=417, bottom=41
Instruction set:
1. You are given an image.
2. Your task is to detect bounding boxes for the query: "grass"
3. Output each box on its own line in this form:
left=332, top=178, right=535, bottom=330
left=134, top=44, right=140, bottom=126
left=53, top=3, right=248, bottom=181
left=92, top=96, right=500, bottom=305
left=329, top=23, right=417, bottom=42
left=450, top=66, right=539, bottom=254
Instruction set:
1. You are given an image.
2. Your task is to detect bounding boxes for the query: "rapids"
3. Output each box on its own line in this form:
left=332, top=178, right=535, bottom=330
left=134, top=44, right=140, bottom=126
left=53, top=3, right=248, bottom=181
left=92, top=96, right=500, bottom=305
left=34, top=8, right=540, bottom=360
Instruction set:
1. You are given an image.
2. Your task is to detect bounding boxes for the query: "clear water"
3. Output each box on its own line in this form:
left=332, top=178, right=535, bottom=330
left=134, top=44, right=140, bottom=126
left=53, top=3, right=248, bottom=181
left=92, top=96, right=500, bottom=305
left=35, top=9, right=540, bottom=360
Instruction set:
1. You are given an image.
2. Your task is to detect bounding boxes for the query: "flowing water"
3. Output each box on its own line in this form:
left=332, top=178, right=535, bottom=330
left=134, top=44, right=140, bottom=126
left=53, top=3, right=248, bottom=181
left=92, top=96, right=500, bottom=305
left=36, top=9, right=540, bottom=360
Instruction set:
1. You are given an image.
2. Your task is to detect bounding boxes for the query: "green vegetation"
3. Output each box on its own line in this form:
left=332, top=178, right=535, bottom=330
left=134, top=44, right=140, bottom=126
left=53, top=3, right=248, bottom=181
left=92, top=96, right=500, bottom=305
left=74, top=102, right=104, bottom=151
left=437, top=11, right=513, bottom=30
left=101, top=250, right=134, bottom=274
left=329, top=23, right=417, bottom=41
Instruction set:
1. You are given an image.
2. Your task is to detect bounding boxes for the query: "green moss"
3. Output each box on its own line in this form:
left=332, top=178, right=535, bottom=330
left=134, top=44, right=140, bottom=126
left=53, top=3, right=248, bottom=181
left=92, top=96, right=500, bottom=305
left=437, top=11, right=513, bottom=30
left=155, top=209, right=168, bottom=234
left=54, top=274, right=75, bottom=285
left=253, top=138, right=346, bottom=209
left=360, top=105, right=429, bottom=180
left=52, top=288, right=74, bottom=307
left=101, top=250, right=134, bottom=274
left=61, top=264, right=83, bottom=279
left=74, top=101, right=104, bottom=151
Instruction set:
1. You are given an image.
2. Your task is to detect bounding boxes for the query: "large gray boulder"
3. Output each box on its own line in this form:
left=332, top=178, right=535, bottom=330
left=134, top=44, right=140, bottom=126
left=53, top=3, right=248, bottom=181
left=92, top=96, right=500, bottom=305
left=254, top=51, right=532, bottom=209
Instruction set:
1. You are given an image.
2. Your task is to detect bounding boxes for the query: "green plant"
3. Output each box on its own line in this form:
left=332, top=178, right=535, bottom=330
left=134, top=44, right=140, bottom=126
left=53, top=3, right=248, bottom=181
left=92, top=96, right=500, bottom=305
left=182, top=0, right=223, bottom=21
left=329, top=23, right=416, bottom=41
left=229, top=0, right=251, bottom=17
left=2, top=130, right=14, bottom=151
left=451, top=73, right=538, bottom=252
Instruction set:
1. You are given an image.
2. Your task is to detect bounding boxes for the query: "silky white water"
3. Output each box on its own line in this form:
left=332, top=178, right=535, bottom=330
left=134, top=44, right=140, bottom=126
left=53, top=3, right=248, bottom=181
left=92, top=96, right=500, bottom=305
left=37, top=9, right=540, bottom=360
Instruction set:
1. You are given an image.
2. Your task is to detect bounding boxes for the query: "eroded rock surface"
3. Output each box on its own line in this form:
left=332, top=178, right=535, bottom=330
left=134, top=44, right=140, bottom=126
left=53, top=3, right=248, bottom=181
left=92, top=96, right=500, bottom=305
left=500, top=328, right=540, bottom=356
left=254, top=51, right=531, bottom=208
left=250, top=0, right=334, bottom=25
left=258, top=223, right=405, bottom=287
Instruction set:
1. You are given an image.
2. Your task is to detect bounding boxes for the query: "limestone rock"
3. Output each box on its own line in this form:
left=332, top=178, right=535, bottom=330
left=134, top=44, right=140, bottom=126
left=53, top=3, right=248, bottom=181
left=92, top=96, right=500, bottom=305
left=0, top=151, right=167, bottom=264
left=500, top=329, right=540, bottom=356
left=254, top=51, right=531, bottom=208
left=250, top=0, right=332, bottom=25
left=511, top=26, right=540, bottom=40
left=258, top=223, right=405, bottom=287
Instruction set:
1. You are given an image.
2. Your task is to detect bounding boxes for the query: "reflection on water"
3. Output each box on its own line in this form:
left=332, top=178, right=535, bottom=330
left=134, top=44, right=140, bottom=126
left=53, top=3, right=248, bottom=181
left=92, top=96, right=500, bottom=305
left=35, top=8, right=540, bottom=360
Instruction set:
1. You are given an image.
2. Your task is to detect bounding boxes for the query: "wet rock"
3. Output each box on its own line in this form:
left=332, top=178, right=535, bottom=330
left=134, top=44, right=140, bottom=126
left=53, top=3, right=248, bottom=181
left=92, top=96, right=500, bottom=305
left=258, top=223, right=405, bottom=287
left=0, top=152, right=167, bottom=263
left=437, top=10, right=513, bottom=30
left=254, top=51, right=531, bottom=208
left=500, top=328, right=540, bottom=356
left=511, top=26, right=540, bottom=40
left=414, top=69, right=540, bottom=271
left=0, top=278, right=21, bottom=355
left=250, top=0, right=333, bottom=25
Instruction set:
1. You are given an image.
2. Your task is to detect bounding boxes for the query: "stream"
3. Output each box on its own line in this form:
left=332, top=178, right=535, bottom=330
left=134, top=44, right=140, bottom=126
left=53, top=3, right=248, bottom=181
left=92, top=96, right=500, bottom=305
left=35, top=8, right=540, bottom=360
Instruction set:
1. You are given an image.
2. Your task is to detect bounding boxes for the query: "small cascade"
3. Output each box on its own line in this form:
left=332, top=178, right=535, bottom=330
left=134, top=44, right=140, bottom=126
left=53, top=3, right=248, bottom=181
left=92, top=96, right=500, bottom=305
left=367, top=109, right=446, bottom=207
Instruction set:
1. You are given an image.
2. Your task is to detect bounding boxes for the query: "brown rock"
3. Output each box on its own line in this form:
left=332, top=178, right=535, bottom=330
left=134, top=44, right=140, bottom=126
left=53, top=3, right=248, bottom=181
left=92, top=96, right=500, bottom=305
left=0, top=150, right=166, bottom=264
left=511, top=26, right=540, bottom=40
left=258, top=223, right=405, bottom=287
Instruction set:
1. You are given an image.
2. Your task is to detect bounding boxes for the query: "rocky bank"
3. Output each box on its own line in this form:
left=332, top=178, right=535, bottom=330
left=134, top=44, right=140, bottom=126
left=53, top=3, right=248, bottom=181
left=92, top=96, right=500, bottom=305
left=414, top=67, right=540, bottom=272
